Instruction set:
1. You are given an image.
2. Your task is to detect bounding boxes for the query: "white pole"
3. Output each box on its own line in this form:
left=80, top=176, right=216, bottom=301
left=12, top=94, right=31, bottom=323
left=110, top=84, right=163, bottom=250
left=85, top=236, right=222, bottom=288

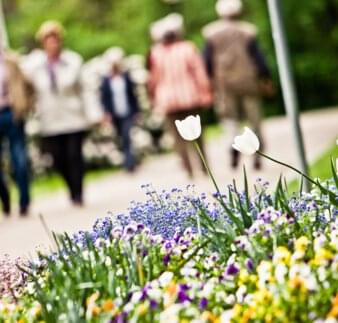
left=267, top=0, right=309, bottom=191
left=0, top=0, right=9, bottom=49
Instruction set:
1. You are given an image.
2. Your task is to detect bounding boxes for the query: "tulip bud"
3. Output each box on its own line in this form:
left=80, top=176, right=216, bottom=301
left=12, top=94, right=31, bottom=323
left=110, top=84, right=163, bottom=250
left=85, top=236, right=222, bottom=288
left=232, top=127, right=260, bottom=155
left=175, top=115, right=202, bottom=141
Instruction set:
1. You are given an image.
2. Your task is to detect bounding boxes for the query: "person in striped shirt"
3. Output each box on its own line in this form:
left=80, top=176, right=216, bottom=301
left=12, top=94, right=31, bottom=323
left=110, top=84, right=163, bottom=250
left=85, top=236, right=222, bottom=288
left=148, top=14, right=213, bottom=177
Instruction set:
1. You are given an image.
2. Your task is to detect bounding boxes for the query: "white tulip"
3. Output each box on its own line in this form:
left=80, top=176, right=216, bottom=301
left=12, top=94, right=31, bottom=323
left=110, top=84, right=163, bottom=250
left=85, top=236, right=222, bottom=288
left=175, top=115, right=201, bottom=141
left=232, top=127, right=260, bottom=155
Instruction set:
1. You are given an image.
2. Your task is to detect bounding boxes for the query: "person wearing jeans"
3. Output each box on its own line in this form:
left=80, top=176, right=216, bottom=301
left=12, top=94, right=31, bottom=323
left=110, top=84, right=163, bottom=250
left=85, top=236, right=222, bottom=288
left=0, top=109, right=30, bottom=215
left=0, top=47, right=34, bottom=216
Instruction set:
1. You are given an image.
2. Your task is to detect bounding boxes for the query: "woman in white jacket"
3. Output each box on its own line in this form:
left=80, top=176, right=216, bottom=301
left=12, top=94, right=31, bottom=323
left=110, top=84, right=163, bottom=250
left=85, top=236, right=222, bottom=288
left=23, top=21, right=98, bottom=206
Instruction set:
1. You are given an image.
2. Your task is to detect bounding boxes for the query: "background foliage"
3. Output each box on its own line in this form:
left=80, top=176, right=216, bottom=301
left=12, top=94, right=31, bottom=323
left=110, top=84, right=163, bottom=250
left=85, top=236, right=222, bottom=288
left=4, top=0, right=338, bottom=115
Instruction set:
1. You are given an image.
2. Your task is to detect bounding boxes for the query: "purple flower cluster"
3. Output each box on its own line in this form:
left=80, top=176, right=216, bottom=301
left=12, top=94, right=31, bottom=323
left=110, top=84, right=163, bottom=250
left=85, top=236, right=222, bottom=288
left=112, top=185, right=210, bottom=239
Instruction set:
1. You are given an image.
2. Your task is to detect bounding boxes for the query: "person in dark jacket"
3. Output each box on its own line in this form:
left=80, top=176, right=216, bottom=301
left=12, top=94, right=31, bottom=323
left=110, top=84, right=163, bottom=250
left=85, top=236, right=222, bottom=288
left=100, top=48, right=139, bottom=172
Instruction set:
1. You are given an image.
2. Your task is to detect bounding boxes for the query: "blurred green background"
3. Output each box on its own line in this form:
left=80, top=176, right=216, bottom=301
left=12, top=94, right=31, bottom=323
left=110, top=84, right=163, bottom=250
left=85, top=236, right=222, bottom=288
left=4, top=0, right=338, bottom=116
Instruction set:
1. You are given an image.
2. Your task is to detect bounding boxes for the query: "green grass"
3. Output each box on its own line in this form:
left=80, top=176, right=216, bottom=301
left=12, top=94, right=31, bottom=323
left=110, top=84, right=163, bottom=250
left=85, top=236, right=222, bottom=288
left=288, top=142, right=337, bottom=193
left=205, top=124, right=223, bottom=139
left=9, top=168, right=118, bottom=202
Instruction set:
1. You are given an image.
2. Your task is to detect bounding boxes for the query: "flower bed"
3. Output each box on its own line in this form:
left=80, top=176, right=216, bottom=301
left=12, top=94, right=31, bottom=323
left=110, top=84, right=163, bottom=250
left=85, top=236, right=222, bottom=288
left=1, top=122, right=337, bottom=322
left=0, top=177, right=337, bottom=322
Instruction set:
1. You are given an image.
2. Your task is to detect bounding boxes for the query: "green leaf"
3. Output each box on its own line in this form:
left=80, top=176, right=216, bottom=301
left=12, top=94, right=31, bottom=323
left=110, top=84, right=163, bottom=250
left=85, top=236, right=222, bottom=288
left=330, top=157, right=338, bottom=188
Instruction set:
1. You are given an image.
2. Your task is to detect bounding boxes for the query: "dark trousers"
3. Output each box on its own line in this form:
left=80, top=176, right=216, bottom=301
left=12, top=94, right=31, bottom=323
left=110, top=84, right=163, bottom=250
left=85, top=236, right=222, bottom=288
left=42, top=131, right=85, bottom=203
left=115, top=117, right=136, bottom=171
left=0, top=108, right=30, bottom=213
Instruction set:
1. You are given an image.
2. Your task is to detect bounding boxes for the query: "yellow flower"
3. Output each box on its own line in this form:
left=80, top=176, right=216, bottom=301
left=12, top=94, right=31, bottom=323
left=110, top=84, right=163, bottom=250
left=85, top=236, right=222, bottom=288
left=273, top=247, right=291, bottom=265
left=264, top=313, right=273, bottom=323
left=239, top=269, right=250, bottom=284
left=102, top=299, right=115, bottom=312
left=313, top=248, right=333, bottom=266
left=249, top=274, right=258, bottom=284
left=327, top=294, right=338, bottom=318
left=31, top=303, right=42, bottom=318
left=164, top=282, right=178, bottom=308
left=253, top=288, right=272, bottom=305
left=166, top=281, right=177, bottom=296
left=201, top=311, right=220, bottom=323
left=233, top=304, right=242, bottom=317
left=241, top=307, right=254, bottom=323
left=86, top=292, right=100, bottom=306
left=137, top=303, right=148, bottom=316
left=288, top=276, right=308, bottom=295
left=91, top=306, right=101, bottom=316
left=295, top=236, right=309, bottom=253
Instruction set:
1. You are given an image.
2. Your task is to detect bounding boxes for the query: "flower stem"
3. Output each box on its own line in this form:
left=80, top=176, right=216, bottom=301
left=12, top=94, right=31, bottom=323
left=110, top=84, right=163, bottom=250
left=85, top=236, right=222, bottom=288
left=194, top=142, right=221, bottom=194
left=194, top=141, right=245, bottom=232
left=257, top=151, right=315, bottom=186
left=256, top=151, right=338, bottom=207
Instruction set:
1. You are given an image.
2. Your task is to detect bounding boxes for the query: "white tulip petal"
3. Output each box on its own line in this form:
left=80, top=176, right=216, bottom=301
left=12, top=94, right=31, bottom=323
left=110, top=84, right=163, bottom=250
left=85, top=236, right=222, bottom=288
left=243, top=127, right=260, bottom=151
left=232, top=127, right=260, bottom=155
left=175, top=115, right=201, bottom=141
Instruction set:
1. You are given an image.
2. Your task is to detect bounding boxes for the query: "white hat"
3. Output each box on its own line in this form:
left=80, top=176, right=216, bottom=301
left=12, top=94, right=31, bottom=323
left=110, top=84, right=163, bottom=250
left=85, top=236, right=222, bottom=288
left=150, top=13, right=184, bottom=41
left=150, top=20, right=166, bottom=42
left=36, top=20, right=65, bottom=41
left=162, top=13, right=184, bottom=35
left=103, top=47, right=125, bottom=66
left=216, top=0, right=243, bottom=18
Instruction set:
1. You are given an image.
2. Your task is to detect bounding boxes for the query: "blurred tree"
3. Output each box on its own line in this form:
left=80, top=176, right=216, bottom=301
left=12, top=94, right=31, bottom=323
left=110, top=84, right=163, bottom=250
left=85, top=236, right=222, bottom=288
left=3, top=0, right=338, bottom=114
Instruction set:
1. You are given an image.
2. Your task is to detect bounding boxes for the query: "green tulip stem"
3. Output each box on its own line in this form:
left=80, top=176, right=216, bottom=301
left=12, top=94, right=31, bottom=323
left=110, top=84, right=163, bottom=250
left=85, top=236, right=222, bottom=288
left=194, top=141, right=221, bottom=195
left=256, top=150, right=316, bottom=186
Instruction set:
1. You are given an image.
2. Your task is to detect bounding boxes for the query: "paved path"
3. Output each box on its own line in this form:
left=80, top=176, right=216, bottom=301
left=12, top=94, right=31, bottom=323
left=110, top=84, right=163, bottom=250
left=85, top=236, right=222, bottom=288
left=0, top=108, right=337, bottom=257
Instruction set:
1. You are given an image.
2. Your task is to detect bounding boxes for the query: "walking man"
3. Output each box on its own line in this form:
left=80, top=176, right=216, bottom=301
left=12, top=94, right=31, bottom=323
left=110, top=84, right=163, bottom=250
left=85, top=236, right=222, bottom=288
left=203, top=0, right=273, bottom=169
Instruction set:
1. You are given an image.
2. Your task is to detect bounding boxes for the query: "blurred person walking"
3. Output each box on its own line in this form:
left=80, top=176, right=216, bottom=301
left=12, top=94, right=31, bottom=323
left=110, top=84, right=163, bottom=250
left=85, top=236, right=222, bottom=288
left=203, top=0, right=273, bottom=169
left=100, top=48, right=140, bottom=172
left=148, top=14, right=213, bottom=177
left=0, top=42, right=34, bottom=216
left=22, top=21, right=91, bottom=206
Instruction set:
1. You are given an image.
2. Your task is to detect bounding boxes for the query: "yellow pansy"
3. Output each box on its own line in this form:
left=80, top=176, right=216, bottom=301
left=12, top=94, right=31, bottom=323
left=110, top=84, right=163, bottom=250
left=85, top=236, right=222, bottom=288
left=313, top=248, right=333, bottom=266
left=288, top=276, right=308, bottom=295
left=201, top=311, right=220, bottom=323
left=241, top=307, right=255, bottom=323
left=273, top=246, right=291, bottom=265
left=253, top=288, right=272, bottom=304
left=239, top=269, right=250, bottom=284
left=232, top=304, right=242, bottom=317
left=295, top=236, right=309, bottom=253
